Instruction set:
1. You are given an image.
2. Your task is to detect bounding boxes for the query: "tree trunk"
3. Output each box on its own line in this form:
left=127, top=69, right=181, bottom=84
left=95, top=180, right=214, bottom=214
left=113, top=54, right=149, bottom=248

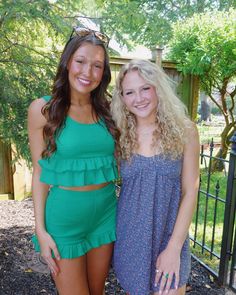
left=200, top=91, right=211, bottom=122
left=211, top=124, right=236, bottom=172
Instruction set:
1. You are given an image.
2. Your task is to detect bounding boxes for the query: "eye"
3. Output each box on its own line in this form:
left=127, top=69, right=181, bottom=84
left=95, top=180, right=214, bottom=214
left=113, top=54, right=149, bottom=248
left=143, top=86, right=150, bottom=91
left=124, top=91, right=133, bottom=96
left=76, top=59, right=83, bottom=64
left=94, top=64, right=103, bottom=69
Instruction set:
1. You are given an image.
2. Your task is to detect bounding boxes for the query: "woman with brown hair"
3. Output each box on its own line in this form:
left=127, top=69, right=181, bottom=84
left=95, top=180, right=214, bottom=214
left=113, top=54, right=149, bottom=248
left=28, top=27, right=119, bottom=295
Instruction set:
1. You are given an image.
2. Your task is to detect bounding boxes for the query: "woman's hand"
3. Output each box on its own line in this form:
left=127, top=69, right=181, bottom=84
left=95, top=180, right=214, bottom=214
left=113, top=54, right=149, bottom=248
left=37, top=230, right=61, bottom=276
left=154, top=243, right=181, bottom=294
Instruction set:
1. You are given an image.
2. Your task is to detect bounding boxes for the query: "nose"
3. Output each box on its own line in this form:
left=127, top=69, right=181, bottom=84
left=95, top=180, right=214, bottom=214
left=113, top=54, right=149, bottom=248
left=83, top=63, right=92, bottom=76
left=135, top=91, right=145, bottom=103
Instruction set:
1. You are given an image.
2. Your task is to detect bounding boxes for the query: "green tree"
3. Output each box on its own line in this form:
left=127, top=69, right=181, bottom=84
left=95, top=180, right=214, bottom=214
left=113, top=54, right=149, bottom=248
left=0, top=0, right=84, bottom=163
left=168, top=9, right=236, bottom=169
left=94, top=0, right=235, bottom=48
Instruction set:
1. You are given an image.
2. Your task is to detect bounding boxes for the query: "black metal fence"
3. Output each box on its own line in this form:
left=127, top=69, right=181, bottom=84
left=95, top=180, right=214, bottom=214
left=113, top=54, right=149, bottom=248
left=190, top=132, right=236, bottom=291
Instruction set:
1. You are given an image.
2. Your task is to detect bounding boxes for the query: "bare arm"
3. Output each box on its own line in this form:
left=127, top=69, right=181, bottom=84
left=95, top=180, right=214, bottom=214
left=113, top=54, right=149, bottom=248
left=28, top=98, right=60, bottom=274
left=155, top=123, right=200, bottom=293
left=168, top=123, right=200, bottom=250
left=28, top=98, right=49, bottom=234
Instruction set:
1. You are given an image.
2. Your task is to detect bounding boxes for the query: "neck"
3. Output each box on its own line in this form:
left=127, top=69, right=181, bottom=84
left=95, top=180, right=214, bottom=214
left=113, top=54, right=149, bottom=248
left=71, top=96, right=91, bottom=107
left=137, top=121, right=156, bottom=130
left=70, top=89, right=91, bottom=106
left=136, top=116, right=156, bottom=128
left=136, top=122, right=157, bottom=137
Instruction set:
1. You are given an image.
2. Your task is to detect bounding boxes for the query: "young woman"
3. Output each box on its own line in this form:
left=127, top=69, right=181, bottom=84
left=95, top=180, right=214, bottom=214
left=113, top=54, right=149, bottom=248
left=28, top=28, right=119, bottom=295
left=111, top=59, right=200, bottom=295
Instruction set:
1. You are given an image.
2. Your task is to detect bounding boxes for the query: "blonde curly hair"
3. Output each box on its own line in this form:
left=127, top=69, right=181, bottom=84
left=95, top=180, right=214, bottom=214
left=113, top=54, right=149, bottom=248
left=111, top=59, right=191, bottom=160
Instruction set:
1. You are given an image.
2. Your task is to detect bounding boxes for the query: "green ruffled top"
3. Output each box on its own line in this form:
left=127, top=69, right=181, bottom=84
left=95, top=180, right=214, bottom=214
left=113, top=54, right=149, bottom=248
left=39, top=96, right=118, bottom=186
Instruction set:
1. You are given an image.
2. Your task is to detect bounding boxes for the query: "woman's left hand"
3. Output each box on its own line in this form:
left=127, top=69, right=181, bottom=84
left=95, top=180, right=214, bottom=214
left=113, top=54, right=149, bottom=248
left=154, top=243, right=181, bottom=294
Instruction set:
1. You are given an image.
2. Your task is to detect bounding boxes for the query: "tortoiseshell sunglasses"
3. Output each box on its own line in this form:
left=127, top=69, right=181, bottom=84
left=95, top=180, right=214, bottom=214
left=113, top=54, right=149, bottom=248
left=69, top=27, right=110, bottom=47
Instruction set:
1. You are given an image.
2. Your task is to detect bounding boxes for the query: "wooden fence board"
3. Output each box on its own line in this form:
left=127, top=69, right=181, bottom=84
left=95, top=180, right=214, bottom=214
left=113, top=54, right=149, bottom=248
left=0, top=140, right=13, bottom=197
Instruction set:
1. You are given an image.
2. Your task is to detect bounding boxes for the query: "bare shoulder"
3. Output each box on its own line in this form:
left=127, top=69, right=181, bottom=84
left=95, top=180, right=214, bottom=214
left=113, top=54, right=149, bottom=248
left=185, top=121, right=199, bottom=145
left=182, top=120, right=200, bottom=158
left=28, top=98, right=48, bottom=128
left=28, top=97, right=47, bottom=114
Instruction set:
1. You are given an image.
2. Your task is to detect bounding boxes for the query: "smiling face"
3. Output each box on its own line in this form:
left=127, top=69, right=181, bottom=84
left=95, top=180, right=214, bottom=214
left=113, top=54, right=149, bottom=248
left=67, top=42, right=105, bottom=100
left=121, top=70, right=158, bottom=125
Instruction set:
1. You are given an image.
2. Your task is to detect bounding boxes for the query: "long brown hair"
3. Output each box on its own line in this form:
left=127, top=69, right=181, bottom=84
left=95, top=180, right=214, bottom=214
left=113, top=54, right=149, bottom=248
left=42, top=33, right=119, bottom=158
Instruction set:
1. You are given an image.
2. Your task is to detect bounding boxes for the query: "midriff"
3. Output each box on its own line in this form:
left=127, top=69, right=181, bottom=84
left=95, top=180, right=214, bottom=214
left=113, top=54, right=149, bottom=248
left=58, top=182, right=109, bottom=191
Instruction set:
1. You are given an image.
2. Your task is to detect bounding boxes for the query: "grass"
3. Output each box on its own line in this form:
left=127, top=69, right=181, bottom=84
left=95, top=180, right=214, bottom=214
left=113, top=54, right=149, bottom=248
left=190, top=115, right=228, bottom=272
left=190, top=167, right=228, bottom=272
left=197, top=115, right=225, bottom=145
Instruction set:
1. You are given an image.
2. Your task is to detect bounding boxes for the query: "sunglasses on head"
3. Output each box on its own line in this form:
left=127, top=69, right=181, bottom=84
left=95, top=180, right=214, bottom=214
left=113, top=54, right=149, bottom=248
left=69, top=27, right=110, bottom=47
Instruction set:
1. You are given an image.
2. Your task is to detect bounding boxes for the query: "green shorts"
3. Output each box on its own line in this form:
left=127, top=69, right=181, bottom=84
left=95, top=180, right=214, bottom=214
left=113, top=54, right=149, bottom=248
left=32, top=183, right=117, bottom=259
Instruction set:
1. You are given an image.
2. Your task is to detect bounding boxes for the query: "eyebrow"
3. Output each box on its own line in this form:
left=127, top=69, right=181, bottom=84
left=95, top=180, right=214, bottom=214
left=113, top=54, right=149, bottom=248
left=123, top=83, right=151, bottom=90
left=73, top=55, right=104, bottom=63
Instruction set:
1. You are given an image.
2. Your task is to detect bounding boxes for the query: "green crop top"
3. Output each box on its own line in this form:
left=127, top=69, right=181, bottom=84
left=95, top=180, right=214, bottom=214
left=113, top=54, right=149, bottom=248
left=38, top=96, right=118, bottom=186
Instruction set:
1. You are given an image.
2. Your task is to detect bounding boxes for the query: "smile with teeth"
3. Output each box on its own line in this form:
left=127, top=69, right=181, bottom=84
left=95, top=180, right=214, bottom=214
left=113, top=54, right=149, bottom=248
left=135, top=103, right=149, bottom=110
left=77, top=78, right=92, bottom=86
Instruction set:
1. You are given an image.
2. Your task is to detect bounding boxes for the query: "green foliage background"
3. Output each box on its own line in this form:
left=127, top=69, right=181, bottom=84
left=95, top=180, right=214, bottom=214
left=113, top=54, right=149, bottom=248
left=168, top=9, right=236, bottom=160
left=0, top=0, right=77, bottom=163
left=168, top=9, right=236, bottom=88
left=0, top=0, right=235, bottom=164
left=97, top=0, right=236, bottom=48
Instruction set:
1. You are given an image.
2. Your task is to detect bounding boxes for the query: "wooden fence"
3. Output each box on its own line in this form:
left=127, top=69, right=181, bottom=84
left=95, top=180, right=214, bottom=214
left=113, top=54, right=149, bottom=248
left=0, top=140, right=14, bottom=199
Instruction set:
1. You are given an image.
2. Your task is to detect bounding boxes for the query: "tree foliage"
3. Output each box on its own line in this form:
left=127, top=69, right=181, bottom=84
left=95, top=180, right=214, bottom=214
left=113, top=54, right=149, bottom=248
left=0, top=0, right=84, bottom=163
left=168, top=9, right=236, bottom=166
left=1, top=0, right=236, bottom=165
left=93, top=0, right=236, bottom=48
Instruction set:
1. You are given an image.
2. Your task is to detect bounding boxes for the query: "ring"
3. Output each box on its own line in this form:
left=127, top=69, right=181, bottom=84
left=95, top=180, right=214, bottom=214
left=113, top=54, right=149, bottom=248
left=164, top=273, right=169, bottom=279
left=155, top=269, right=159, bottom=273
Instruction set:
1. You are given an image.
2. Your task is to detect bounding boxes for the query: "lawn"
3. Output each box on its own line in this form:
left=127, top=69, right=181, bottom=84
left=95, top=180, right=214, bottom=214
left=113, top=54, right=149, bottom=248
left=190, top=117, right=230, bottom=272
left=190, top=170, right=227, bottom=272
left=197, top=115, right=225, bottom=145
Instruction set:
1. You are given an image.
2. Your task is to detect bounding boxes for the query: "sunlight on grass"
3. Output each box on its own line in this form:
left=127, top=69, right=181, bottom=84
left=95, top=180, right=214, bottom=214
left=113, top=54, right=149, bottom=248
left=197, top=115, right=225, bottom=145
left=190, top=242, right=221, bottom=272
left=200, top=169, right=227, bottom=196
left=190, top=168, right=227, bottom=272
left=190, top=222, right=224, bottom=271
left=190, top=115, right=234, bottom=274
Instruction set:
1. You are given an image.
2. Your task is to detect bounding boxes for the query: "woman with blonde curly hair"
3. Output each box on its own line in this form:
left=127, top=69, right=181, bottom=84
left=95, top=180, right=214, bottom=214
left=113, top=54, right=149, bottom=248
left=111, top=59, right=200, bottom=295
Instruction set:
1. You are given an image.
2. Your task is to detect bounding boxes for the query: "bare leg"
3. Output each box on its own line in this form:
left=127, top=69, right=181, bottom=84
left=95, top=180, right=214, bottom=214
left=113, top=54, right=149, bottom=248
left=87, top=242, right=114, bottom=295
left=52, top=255, right=90, bottom=295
